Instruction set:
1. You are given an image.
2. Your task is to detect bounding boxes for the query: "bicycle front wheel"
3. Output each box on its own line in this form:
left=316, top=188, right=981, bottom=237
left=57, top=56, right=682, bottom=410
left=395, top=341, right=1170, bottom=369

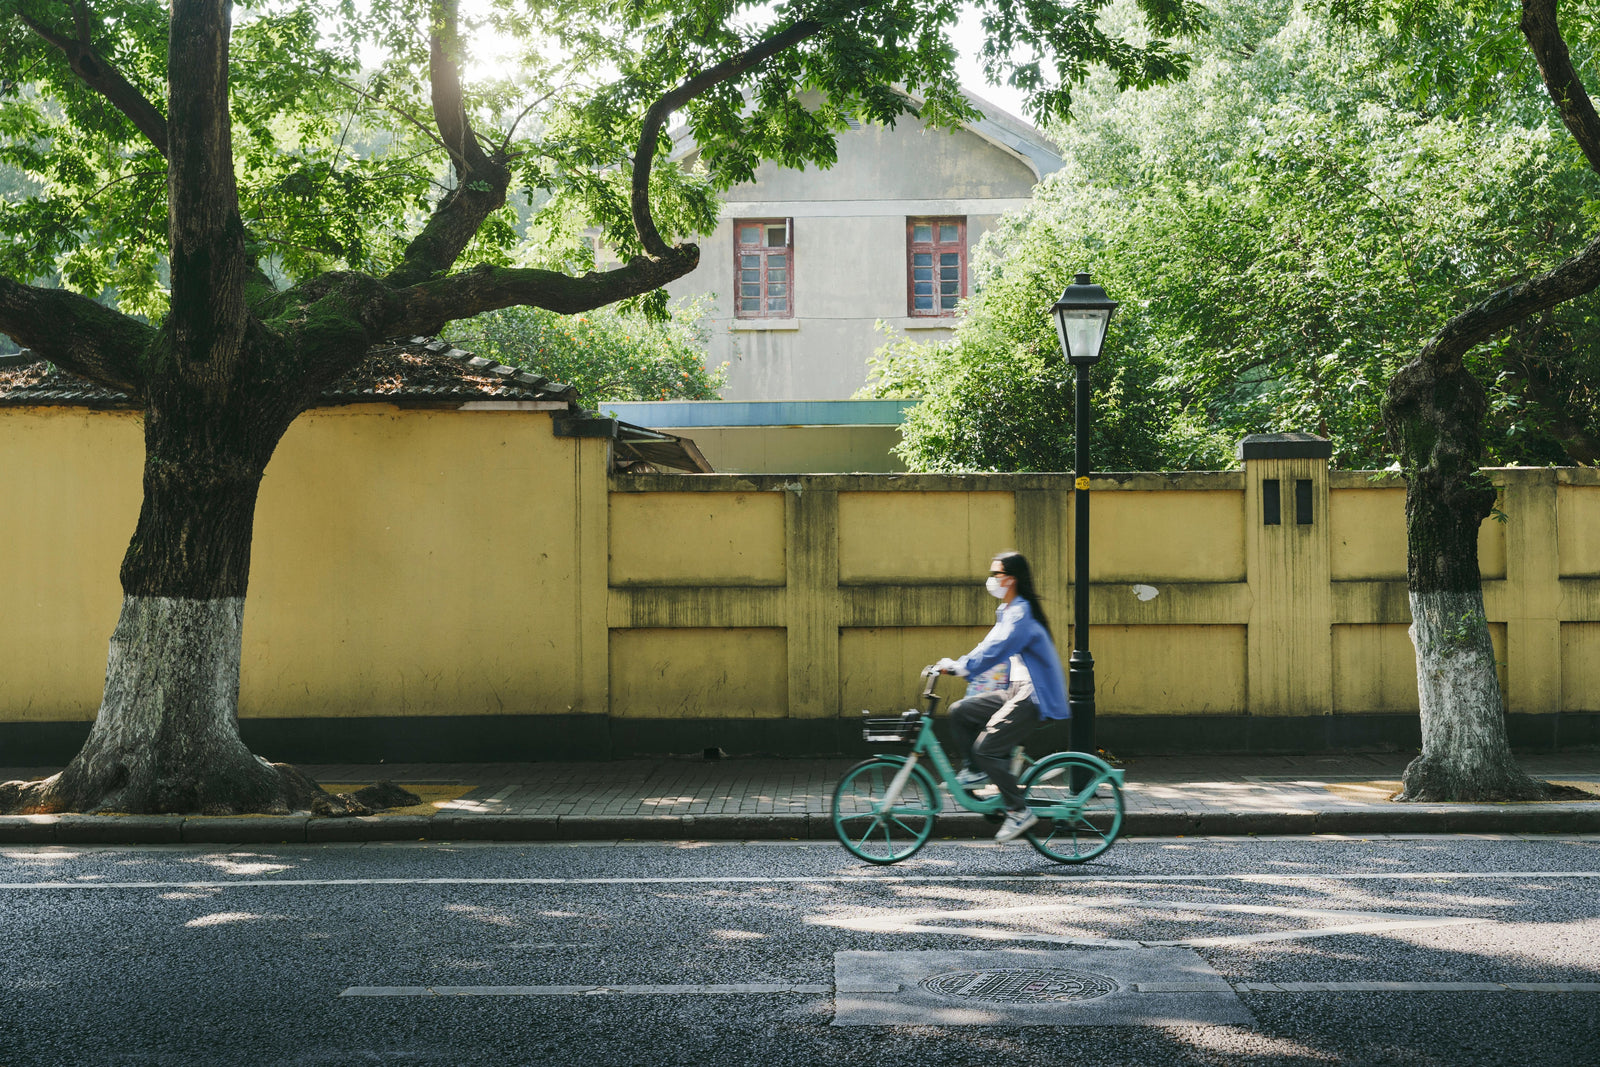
left=830, top=757, right=940, bottom=864
left=1020, top=752, right=1124, bottom=863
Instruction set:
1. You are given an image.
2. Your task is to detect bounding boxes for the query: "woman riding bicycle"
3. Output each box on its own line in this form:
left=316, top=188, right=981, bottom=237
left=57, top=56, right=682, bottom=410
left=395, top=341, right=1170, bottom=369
left=934, top=550, right=1069, bottom=844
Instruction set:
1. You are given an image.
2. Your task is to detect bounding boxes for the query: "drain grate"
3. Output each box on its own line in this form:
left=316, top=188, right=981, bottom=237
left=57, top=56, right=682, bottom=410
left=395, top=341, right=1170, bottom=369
left=919, top=968, right=1117, bottom=1004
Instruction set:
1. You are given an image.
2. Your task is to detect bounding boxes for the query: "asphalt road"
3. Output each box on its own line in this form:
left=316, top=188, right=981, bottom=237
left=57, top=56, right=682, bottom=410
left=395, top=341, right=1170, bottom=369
left=1, top=834, right=1597, bottom=1066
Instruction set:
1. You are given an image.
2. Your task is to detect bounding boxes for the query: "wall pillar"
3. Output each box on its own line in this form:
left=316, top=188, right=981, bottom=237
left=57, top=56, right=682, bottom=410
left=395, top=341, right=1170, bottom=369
left=1015, top=487, right=1072, bottom=659
left=575, top=435, right=611, bottom=717
left=1242, top=434, right=1333, bottom=715
left=1501, top=469, right=1561, bottom=713
left=785, top=484, right=841, bottom=718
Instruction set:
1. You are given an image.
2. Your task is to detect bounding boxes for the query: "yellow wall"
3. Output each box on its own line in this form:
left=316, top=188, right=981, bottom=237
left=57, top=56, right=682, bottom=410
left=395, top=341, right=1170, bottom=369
left=4, top=405, right=1599, bottom=735
left=0, top=405, right=611, bottom=723
left=0, top=410, right=143, bottom=720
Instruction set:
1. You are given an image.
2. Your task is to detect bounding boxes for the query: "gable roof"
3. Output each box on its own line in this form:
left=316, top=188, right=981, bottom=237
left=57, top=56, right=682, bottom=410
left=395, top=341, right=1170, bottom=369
left=0, top=339, right=714, bottom=473
left=669, top=85, right=1063, bottom=181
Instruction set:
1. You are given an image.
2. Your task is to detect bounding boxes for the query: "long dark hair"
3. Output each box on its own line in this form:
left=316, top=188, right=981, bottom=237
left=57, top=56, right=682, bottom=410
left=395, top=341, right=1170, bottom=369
left=994, top=550, right=1051, bottom=636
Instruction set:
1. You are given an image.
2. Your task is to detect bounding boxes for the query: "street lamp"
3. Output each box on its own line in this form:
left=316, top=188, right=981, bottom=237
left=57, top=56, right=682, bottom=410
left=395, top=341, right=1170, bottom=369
left=1050, top=272, right=1118, bottom=768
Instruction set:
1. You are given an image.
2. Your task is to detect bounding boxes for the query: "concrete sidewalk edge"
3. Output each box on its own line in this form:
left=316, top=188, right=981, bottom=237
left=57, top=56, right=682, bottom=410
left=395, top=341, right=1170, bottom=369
left=2, top=806, right=1599, bottom=845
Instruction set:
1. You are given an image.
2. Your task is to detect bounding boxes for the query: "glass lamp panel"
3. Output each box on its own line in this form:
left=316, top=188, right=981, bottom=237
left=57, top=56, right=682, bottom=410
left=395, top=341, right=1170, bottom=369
left=1055, top=308, right=1110, bottom=362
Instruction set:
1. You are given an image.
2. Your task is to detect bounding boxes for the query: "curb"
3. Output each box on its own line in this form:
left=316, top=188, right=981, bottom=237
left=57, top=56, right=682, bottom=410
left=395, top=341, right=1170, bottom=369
left=1, top=805, right=1598, bottom=844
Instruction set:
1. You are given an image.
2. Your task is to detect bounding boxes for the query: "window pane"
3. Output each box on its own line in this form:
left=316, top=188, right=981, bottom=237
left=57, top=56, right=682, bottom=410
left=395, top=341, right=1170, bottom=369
left=741, top=254, right=760, bottom=268
left=914, top=269, right=932, bottom=283
left=940, top=280, right=958, bottom=295
left=940, top=252, right=959, bottom=266
left=767, top=297, right=787, bottom=311
left=914, top=282, right=933, bottom=296
left=941, top=294, right=958, bottom=309
left=740, top=226, right=760, bottom=245
left=766, top=225, right=786, bottom=247
left=741, top=298, right=760, bottom=311
left=912, top=224, right=932, bottom=243
left=768, top=284, right=787, bottom=297
left=741, top=268, right=760, bottom=282
left=913, top=253, right=932, bottom=267
left=939, top=224, right=959, bottom=243
left=914, top=295, right=933, bottom=309
left=768, top=254, right=785, bottom=269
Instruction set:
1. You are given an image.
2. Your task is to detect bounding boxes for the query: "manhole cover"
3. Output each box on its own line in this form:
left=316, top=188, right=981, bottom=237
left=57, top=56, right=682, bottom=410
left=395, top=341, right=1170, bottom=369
left=919, top=968, right=1117, bottom=1003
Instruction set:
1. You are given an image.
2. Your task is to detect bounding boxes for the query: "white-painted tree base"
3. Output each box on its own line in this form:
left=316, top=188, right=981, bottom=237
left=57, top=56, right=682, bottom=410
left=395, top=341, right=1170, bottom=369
left=1402, top=590, right=1545, bottom=802
left=2, top=596, right=317, bottom=814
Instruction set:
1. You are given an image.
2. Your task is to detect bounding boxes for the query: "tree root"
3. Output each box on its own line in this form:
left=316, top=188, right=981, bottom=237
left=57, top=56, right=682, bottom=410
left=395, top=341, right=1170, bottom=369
left=1397, top=753, right=1553, bottom=802
left=0, top=762, right=419, bottom=817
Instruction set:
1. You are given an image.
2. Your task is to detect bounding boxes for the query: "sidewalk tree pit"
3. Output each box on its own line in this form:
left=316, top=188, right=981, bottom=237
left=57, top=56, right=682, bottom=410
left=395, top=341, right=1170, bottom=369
left=0, top=0, right=1200, bottom=814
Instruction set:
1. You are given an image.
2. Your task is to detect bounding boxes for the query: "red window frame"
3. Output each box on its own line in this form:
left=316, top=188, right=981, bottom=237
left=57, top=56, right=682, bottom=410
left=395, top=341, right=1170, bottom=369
left=734, top=218, right=794, bottom=319
left=907, top=217, right=967, bottom=317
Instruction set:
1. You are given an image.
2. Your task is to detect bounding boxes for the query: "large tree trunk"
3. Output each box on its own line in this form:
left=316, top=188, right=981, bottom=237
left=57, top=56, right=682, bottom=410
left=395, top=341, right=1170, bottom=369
left=1385, top=357, right=1547, bottom=802
left=0, top=400, right=336, bottom=814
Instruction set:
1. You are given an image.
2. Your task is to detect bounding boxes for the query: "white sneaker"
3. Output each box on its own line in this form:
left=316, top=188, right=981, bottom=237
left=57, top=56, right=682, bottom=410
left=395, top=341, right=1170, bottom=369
left=955, top=767, right=990, bottom=789
left=994, top=807, right=1039, bottom=843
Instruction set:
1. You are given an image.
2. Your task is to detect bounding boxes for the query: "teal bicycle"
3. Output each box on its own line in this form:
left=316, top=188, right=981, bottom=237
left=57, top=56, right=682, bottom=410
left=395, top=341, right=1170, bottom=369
left=830, top=667, right=1125, bottom=865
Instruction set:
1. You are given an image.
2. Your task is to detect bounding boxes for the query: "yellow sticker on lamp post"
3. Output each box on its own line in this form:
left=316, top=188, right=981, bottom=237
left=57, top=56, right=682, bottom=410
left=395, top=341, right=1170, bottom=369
left=1075, top=476, right=1090, bottom=491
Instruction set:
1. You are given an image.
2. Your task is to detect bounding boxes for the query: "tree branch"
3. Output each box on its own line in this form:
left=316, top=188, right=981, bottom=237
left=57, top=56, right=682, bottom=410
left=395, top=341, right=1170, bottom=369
left=387, top=247, right=700, bottom=337
left=0, top=275, right=152, bottom=397
left=1419, top=230, right=1600, bottom=368
left=166, top=0, right=251, bottom=371
left=384, top=0, right=511, bottom=288
left=631, top=17, right=833, bottom=256
left=1522, top=0, right=1600, bottom=173
left=16, top=1, right=169, bottom=158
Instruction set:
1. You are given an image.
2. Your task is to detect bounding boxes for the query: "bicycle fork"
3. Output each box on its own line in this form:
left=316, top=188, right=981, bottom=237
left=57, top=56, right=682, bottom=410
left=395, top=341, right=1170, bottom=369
left=871, top=754, right=922, bottom=823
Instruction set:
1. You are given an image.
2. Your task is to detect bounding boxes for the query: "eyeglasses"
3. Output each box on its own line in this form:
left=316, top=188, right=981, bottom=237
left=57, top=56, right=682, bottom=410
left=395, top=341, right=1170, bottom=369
left=989, top=570, right=1006, bottom=577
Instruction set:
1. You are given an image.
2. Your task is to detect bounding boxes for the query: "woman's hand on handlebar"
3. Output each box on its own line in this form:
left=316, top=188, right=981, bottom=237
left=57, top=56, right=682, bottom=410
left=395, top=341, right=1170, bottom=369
left=924, top=658, right=965, bottom=677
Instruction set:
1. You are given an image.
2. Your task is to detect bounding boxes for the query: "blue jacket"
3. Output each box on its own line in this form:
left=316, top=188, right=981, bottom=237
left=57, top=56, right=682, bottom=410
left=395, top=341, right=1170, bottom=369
left=956, top=598, right=1070, bottom=721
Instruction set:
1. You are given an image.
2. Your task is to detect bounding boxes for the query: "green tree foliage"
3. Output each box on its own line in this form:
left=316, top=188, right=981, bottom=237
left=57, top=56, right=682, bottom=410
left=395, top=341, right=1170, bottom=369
left=452, top=299, right=724, bottom=401
left=866, top=0, right=1600, bottom=472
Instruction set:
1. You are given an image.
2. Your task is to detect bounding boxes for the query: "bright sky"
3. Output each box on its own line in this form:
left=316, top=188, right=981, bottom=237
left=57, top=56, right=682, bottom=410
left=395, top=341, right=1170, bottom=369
left=453, top=1, right=1032, bottom=123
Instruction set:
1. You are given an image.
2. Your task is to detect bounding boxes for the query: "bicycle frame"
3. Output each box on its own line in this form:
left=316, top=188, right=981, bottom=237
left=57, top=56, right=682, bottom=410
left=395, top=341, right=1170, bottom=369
left=867, top=672, right=1122, bottom=822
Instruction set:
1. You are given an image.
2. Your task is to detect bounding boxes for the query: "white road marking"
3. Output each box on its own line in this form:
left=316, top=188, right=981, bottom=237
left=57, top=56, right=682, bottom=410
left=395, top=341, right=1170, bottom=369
left=1232, top=982, right=1600, bottom=993
left=336, top=980, right=1600, bottom=998
left=0, top=870, right=1595, bottom=890
left=811, top=897, right=1486, bottom=949
left=340, top=984, right=831, bottom=997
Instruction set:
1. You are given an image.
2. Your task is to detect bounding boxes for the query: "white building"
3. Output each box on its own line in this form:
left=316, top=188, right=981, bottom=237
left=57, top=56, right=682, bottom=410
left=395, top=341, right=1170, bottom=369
left=666, top=90, right=1064, bottom=401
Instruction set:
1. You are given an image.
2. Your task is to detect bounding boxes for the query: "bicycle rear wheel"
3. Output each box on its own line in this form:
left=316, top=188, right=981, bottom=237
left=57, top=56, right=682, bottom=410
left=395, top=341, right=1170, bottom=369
left=830, top=757, right=940, bottom=864
left=1020, top=753, right=1124, bottom=863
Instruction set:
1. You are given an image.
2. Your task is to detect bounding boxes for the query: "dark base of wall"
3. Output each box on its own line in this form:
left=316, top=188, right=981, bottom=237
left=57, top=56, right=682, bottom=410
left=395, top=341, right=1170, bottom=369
left=3, top=712, right=1598, bottom=766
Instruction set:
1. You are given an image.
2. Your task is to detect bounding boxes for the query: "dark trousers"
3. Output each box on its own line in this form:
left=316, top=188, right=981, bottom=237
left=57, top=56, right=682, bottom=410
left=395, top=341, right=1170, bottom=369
left=949, top=684, right=1041, bottom=811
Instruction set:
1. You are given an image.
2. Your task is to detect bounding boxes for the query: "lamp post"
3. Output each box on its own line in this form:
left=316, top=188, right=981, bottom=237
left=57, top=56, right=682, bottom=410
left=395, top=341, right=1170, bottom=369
left=1050, top=272, right=1118, bottom=768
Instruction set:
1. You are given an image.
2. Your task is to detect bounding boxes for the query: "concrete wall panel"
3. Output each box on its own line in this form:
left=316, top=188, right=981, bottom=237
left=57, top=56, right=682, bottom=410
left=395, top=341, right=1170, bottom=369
left=837, top=491, right=1015, bottom=581
left=610, top=628, right=787, bottom=719
left=610, top=491, right=785, bottom=585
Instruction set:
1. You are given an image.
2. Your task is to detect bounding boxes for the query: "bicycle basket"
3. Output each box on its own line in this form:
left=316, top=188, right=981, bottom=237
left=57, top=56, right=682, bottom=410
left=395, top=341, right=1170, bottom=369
left=860, top=709, right=921, bottom=742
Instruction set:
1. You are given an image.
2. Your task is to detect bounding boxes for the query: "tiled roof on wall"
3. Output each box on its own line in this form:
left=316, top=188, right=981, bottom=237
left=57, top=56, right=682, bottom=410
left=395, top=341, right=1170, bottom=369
left=0, top=338, right=579, bottom=408
left=0, top=340, right=714, bottom=473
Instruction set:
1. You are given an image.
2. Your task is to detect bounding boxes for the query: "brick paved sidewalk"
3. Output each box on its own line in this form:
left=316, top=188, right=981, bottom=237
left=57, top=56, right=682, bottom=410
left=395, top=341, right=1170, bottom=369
left=2, top=752, right=1596, bottom=844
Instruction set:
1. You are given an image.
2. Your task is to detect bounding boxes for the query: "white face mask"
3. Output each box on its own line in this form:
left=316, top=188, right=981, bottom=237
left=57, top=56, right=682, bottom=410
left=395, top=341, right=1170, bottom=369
left=985, top=575, right=1007, bottom=599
